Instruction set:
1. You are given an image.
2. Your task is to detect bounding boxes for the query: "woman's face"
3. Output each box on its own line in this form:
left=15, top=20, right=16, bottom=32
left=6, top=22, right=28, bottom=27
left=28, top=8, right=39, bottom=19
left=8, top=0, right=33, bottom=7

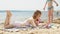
left=36, top=14, right=41, bottom=19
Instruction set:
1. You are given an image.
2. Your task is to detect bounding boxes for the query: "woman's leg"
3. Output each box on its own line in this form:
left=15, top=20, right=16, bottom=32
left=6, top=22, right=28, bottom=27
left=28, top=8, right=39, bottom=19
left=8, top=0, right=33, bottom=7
left=45, top=10, right=52, bottom=27
left=4, top=11, right=14, bottom=29
left=48, top=10, right=51, bottom=23
left=50, top=8, right=54, bottom=23
left=46, top=8, right=54, bottom=28
left=48, top=11, right=51, bottom=26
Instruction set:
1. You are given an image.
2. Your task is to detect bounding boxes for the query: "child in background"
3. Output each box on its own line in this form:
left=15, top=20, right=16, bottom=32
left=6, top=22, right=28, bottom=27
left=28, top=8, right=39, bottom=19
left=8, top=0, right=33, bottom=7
left=43, top=0, right=59, bottom=27
left=4, top=10, right=43, bottom=29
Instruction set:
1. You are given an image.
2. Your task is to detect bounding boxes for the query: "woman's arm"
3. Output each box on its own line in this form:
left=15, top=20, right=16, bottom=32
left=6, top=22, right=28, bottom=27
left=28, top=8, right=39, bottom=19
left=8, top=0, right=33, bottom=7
left=43, top=1, right=47, bottom=10
left=29, top=20, right=36, bottom=27
left=53, top=0, right=58, bottom=6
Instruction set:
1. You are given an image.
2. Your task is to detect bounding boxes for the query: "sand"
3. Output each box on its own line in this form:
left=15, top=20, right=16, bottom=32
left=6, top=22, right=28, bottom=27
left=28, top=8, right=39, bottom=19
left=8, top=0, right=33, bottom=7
left=3, top=28, right=60, bottom=34
left=3, top=24, right=60, bottom=34
left=0, top=30, right=3, bottom=34
left=53, top=18, right=60, bottom=24
left=0, top=18, right=60, bottom=34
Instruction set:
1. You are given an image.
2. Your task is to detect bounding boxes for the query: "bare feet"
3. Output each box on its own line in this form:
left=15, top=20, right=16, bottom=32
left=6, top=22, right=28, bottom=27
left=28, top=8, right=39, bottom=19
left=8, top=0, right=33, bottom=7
left=6, top=10, right=12, bottom=17
left=4, top=10, right=13, bottom=28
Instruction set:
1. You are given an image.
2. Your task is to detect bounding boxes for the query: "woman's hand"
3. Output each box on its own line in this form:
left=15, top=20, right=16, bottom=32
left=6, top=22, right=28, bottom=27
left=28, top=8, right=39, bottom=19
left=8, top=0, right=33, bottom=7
left=54, top=1, right=59, bottom=6
left=56, top=4, right=58, bottom=6
left=43, top=7, right=45, bottom=10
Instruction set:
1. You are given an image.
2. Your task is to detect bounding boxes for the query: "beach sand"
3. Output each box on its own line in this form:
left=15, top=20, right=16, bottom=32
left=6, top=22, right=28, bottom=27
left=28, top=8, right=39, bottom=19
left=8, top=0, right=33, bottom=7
left=53, top=18, right=60, bottom=24
left=3, top=28, right=60, bottom=34
left=0, top=31, right=3, bottom=34
left=0, top=23, right=4, bottom=29
left=3, top=25, right=60, bottom=34
left=0, top=18, right=60, bottom=34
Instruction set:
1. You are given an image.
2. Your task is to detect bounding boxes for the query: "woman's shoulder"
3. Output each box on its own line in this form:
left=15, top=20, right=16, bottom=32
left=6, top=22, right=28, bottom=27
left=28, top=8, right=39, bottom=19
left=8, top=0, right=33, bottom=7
left=25, top=17, right=33, bottom=21
left=27, top=17, right=34, bottom=20
left=23, top=17, right=33, bottom=23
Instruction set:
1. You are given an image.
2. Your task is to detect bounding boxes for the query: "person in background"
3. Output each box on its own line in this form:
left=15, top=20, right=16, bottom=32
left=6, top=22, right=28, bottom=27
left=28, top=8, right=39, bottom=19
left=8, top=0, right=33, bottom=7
left=43, top=0, right=59, bottom=27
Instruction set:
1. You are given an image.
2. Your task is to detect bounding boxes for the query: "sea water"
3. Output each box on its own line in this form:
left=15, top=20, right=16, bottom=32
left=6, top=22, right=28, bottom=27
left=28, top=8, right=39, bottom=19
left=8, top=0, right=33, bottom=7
left=0, top=10, right=60, bottom=23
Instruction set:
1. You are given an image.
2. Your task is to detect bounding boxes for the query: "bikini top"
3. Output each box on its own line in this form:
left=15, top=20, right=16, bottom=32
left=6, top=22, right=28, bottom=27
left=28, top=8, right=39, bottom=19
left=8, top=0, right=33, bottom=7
left=47, top=0, right=52, bottom=2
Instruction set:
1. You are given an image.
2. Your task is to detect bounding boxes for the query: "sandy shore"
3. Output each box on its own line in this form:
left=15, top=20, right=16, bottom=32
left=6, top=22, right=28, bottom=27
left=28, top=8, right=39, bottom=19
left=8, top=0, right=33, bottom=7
left=53, top=18, right=60, bottom=24
left=0, top=18, right=60, bottom=34
left=3, top=28, right=60, bottom=34
left=2, top=25, right=60, bottom=34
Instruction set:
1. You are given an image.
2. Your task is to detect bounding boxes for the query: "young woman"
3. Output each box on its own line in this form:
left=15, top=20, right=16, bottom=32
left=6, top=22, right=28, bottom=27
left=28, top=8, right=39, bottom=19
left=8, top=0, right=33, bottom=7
left=43, top=0, right=58, bottom=27
left=4, top=10, right=43, bottom=29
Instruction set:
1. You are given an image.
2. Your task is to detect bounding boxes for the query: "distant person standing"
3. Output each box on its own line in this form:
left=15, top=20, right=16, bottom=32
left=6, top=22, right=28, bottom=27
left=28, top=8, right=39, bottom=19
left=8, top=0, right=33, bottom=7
left=43, top=0, right=59, bottom=27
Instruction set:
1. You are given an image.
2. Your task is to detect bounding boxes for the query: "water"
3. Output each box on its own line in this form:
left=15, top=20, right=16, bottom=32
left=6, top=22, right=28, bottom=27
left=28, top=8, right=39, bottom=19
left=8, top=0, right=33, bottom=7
left=0, top=10, right=60, bottom=23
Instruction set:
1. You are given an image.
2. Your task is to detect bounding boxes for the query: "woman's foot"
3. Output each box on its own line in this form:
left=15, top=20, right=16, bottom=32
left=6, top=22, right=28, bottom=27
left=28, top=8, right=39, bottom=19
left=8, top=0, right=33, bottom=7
left=6, top=10, right=12, bottom=17
left=4, top=10, right=12, bottom=28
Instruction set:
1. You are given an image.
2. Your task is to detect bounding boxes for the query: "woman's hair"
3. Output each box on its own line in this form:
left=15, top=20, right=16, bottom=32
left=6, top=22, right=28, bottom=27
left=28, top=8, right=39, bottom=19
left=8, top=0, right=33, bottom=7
left=33, top=10, right=41, bottom=19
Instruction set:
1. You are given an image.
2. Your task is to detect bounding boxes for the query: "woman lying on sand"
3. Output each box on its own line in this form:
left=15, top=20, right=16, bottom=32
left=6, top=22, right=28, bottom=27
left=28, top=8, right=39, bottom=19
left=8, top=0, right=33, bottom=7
left=4, top=10, right=45, bottom=29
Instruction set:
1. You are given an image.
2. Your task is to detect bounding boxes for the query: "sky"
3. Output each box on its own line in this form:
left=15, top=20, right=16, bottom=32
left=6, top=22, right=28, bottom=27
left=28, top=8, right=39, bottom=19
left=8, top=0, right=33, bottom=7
left=0, top=0, right=60, bottom=11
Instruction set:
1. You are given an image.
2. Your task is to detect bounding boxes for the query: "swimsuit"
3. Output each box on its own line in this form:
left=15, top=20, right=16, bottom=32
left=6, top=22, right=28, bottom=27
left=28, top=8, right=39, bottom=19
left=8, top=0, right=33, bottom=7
left=10, top=17, right=42, bottom=28
left=47, top=0, right=52, bottom=2
left=48, top=6, right=53, bottom=10
left=10, top=17, right=34, bottom=28
left=10, top=20, right=31, bottom=28
left=47, top=0, right=53, bottom=10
